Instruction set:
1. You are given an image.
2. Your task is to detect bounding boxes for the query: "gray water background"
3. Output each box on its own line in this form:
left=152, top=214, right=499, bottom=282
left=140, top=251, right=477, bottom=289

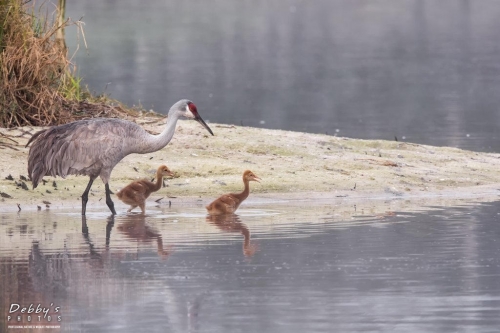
left=65, top=0, right=500, bottom=152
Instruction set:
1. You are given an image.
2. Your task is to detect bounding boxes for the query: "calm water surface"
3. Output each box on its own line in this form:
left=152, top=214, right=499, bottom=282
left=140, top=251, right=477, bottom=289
left=1, top=201, right=500, bottom=332
left=64, top=0, right=500, bottom=152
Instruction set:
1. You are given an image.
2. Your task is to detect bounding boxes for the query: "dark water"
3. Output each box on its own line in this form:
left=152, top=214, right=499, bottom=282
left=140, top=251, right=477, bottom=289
left=1, top=201, right=500, bottom=332
left=64, top=0, right=500, bottom=152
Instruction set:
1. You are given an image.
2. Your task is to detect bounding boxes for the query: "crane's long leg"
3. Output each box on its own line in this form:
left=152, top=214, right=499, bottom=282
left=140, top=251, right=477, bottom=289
left=105, top=183, right=117, bottom=215
left=81, top=176, right=96, bottom=216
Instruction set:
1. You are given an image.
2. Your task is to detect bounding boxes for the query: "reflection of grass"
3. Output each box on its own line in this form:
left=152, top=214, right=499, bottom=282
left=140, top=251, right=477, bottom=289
left=0, top=0, right=129, bottom=127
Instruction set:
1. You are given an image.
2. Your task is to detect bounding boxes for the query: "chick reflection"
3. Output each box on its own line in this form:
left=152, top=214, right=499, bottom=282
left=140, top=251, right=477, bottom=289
left=116, top=214, right=173, bottom=259
left=206, top=214, right=258, bottom=257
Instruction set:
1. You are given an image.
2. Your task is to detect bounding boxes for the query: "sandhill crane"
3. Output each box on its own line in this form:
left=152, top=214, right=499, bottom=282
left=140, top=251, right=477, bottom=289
left=206, top=170, right=261, bottom=215
left=26, top=99, right=213, bottom=216
left=116, top=164, right=174, bottom=214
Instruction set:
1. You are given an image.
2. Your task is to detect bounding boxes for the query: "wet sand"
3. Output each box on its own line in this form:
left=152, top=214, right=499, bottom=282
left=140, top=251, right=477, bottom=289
left=1, top=116, right=500, bottom=214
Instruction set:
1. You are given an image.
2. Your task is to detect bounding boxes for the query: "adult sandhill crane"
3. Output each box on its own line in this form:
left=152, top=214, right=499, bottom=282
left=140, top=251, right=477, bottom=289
left=26, top=99, right=213, bottom=216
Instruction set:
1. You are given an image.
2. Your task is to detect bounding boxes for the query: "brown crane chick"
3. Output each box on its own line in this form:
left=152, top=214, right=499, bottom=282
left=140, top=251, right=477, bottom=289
left=116, top=165, right=174, bottom=214
left=206, top=170, right=261, bottom=215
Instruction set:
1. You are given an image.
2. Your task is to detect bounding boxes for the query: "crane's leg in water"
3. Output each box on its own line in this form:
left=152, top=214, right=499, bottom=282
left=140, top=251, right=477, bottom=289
left=81, top=176, right=96, bottom=216
left=105, top=183, right=117, bottom=215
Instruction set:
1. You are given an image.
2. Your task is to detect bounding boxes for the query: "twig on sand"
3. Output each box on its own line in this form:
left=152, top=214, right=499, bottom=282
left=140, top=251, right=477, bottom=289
left=0, top=132, right=20, bottom=150
left=354, top=158, right=399, bottom=167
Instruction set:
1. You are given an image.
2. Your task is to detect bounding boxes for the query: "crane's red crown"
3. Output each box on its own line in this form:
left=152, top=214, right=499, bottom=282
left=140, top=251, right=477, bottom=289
left=187, top=101, right=199, bottom=116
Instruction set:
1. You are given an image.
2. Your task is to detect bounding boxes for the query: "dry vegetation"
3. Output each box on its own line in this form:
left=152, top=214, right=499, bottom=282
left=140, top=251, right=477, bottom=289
left=0, top=0, right=130, bottom=128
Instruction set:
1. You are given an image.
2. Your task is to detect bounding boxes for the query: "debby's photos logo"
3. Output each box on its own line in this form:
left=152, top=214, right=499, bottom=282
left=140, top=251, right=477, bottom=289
left=6, top=303, right=62, bottom=323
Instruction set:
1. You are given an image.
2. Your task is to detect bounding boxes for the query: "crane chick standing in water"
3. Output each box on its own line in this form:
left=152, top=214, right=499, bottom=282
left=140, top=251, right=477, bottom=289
left=116, top=165, right=174, bottom=214
left=26, top=99, right=213, bottom=216
left=206, top=170, right=261, bottom=215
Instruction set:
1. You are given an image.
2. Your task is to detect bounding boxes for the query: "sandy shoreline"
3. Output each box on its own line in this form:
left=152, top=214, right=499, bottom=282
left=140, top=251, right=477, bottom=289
left=1, top=117, right=500, bottom=214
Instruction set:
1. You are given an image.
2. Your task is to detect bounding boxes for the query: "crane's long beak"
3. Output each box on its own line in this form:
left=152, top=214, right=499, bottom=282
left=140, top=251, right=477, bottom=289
left=252, top=176, right=261, bottom=183
left=196, top=115, right=214, bottom=136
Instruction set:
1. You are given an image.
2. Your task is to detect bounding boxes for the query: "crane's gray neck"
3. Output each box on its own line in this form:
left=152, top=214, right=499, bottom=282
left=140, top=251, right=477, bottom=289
left=140, top=113, right=180, bottom=154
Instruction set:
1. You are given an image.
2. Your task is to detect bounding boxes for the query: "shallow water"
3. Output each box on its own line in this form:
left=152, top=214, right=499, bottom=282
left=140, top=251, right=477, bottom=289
left=1, top=201, right=500, bottom=332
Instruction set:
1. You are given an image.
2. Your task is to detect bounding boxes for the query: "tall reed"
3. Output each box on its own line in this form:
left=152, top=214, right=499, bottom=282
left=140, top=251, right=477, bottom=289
left=0, top=0, right=118, bottom=128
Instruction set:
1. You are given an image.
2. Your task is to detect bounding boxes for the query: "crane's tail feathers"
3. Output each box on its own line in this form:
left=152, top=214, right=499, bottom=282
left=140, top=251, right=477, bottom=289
left=29, top=164, right=45, bottom=189
left=25, top=129, right=47, bottom=148
left=27, top=125, right=82, bottom=189
left=27, top=129, right=52, bottom=189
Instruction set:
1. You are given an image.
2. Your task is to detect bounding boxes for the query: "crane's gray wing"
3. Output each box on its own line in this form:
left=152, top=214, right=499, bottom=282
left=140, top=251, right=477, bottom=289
left=27, top=119, right=137, bottom=188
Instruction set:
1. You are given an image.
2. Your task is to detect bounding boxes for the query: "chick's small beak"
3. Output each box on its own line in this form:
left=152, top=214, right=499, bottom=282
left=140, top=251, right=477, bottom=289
left=196, top=115, right=214, bottom=136
left=252, top=176, right=261, bottom=183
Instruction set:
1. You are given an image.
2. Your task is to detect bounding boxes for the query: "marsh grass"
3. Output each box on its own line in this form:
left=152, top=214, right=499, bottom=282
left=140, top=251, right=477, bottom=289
left=0, top=0, right=130, bottom=128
